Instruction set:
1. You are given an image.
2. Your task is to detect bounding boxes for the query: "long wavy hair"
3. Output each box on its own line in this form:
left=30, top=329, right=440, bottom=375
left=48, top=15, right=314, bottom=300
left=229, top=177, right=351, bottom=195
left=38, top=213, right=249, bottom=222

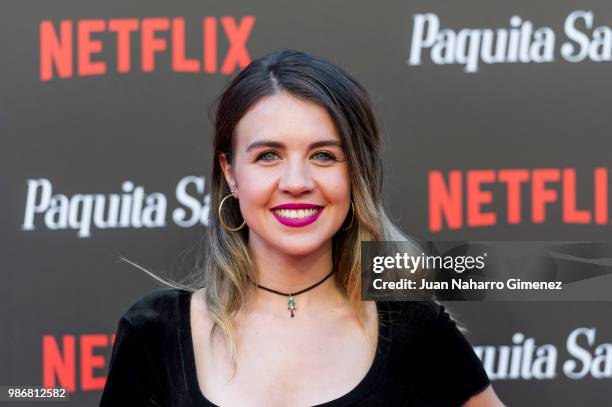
left=127, top=49, right=421, bottom=371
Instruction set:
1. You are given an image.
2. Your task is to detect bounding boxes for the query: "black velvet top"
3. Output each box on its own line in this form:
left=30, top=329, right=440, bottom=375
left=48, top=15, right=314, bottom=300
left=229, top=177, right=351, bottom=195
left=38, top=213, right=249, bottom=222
left=99, top=289, right=490, bottom=406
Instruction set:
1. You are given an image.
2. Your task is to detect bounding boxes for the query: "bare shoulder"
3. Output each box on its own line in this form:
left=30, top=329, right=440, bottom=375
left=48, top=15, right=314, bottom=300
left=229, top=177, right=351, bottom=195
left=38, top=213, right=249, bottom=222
left=339, top=300, right=379, bottom=346
left=191, top=287, right=208, bottom=313
left=190, top=287, right=215, bottom=337
left=365, top=300, right=379, bottom=325
left=366, top=300, right=379, bottom=342
left=190, top=287, right=211, bottom=321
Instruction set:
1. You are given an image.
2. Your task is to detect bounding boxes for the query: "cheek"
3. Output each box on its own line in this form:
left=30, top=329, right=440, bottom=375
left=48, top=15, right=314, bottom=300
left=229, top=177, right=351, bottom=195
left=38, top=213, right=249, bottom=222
left=235, top=167, right=277, bottom=205
left=323, top=170, right=351, bottom=201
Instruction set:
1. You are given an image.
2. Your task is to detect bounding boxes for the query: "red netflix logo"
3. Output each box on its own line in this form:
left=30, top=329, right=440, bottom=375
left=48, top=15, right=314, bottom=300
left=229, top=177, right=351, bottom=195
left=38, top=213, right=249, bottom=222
left=429, top=167, right=609, bottom=232
left=39, top=16, right=255, bottom=81
left=42, top=334, right=115, bottom=392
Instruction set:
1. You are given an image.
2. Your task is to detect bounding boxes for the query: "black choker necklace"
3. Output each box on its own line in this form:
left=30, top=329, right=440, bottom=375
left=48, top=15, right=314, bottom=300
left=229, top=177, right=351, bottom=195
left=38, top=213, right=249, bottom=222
left=255, top=269, right=336, bottom=318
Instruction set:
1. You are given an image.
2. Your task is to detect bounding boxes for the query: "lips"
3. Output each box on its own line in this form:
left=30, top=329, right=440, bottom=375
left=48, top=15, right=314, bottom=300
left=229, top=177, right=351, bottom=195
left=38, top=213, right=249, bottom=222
left=270, top=203, right=324, bottom=227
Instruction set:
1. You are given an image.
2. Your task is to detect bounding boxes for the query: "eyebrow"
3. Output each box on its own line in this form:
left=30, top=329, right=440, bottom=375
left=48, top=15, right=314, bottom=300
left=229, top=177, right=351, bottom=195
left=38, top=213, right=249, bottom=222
left=246, top=139, right=343, bottom=153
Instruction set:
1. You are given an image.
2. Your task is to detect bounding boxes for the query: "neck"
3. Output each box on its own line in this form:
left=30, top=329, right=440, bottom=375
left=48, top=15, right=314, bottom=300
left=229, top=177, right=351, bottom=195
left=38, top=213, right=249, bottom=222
left=247, top=237, right=346, bottom=314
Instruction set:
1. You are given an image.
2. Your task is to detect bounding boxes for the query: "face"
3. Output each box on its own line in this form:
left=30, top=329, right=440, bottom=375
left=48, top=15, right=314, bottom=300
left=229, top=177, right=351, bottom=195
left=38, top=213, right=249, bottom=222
left=219, top=92, right=351, bottom=257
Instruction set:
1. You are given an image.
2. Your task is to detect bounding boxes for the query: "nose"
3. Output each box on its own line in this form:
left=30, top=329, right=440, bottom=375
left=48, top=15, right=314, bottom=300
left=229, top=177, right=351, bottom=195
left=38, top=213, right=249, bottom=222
left=278, top=159, right=315, bottom=195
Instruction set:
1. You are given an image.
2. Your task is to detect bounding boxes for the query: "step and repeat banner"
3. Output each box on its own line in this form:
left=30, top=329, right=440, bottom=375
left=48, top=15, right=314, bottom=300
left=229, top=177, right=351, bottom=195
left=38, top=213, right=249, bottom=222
left=2, top=1, right=612, bottom=406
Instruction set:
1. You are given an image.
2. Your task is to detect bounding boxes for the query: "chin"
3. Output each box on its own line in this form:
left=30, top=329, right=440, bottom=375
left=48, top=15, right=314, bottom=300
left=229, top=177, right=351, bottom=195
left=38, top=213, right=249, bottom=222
left=274, top=237, right=330, bottom=257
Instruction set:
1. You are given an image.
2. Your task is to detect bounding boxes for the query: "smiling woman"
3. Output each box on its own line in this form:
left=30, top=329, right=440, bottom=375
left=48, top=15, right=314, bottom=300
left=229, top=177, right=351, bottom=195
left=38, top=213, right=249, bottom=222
left=100, top=49, right=504, bottom=406
left=219, top=91, right=352, bottom=260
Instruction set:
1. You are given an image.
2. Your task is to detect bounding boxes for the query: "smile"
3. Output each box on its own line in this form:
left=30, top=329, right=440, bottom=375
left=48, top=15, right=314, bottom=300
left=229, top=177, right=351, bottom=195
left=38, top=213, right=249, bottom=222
left=274, top=208, right=319, bottom=219
left=270, top=206, right=324, bottom=227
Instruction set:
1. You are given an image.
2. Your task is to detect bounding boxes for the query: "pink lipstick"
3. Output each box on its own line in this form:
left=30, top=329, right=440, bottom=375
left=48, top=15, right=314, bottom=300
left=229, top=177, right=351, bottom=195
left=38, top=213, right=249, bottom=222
left=270, top=203, right=324, bottom=227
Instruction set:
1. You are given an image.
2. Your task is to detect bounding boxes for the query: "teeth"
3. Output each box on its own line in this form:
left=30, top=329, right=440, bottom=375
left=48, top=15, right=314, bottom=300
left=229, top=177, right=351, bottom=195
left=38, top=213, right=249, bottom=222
left=274, top=208, right=320, bottom=219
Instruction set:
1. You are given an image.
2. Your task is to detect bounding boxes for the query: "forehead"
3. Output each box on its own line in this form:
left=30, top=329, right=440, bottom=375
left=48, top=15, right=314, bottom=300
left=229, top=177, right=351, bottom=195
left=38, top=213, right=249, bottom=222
left=234, top=92, right=341, bottom=148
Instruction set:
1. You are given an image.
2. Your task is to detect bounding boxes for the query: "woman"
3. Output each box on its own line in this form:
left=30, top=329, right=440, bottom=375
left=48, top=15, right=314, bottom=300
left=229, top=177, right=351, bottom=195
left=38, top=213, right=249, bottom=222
left=100, top=49, right=504, bottom=406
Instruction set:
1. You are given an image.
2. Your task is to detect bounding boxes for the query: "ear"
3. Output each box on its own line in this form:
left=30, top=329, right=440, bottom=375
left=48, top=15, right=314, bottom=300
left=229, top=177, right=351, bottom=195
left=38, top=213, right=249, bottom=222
left=219, top=153, right=239, bottom=198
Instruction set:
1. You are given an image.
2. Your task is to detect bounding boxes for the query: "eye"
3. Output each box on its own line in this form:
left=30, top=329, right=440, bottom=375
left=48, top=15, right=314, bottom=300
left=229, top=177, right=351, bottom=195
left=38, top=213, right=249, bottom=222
left=256, top=150, right=280, bottom=162
left=311, top=151, right=337, bottom=162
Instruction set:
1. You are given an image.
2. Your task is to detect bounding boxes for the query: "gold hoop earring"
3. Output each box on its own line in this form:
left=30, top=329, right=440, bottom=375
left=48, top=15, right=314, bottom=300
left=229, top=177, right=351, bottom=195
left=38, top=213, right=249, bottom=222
left=341, top=200, right=355, bottom=231
left=219, top=192, right=246, bottom=232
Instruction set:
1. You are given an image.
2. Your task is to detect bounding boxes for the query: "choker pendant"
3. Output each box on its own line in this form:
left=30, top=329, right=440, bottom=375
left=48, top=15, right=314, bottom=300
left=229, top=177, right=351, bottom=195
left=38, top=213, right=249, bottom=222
left=287, top=295, right=296, bottom=318
left=254, top=269, right=335, bottom=318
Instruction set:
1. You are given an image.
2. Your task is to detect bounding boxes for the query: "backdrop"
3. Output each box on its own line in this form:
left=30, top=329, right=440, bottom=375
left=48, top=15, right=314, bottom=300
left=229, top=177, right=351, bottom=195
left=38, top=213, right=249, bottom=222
left=2, top=1, right=612, bottom=405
